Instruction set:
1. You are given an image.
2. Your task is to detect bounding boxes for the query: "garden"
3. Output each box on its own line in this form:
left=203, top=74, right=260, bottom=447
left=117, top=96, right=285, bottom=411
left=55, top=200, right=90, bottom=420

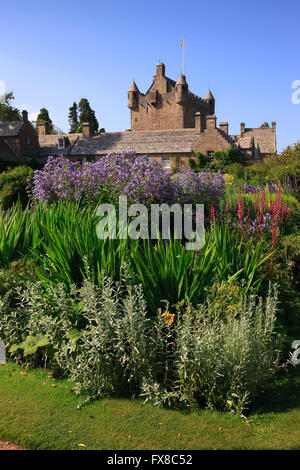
left=0, top=144, right=299, bottom=449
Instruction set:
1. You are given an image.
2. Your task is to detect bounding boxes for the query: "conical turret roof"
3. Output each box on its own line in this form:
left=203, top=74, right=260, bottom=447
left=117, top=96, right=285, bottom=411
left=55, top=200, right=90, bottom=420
left=128, top=81, right=139, bottom=92
left=204, top=89, right=214, bottom=100
left=176, top=74, right=187, bottom=85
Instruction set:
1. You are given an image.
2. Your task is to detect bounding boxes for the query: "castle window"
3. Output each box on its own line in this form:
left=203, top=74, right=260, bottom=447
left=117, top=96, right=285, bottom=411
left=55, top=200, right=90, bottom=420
left=207, top=150, right=214, bottom=160
left=162, top=156, right=170, bottom=169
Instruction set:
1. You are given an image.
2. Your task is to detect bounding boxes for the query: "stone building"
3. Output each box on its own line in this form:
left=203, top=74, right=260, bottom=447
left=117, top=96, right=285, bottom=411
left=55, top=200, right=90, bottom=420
left=0, top=62, right=277, bottom=170
left=128, top=62, right=215, bottom=131
left=37, top=62, right=277, bottom=170
left=0, top=111, right=39, bottom=163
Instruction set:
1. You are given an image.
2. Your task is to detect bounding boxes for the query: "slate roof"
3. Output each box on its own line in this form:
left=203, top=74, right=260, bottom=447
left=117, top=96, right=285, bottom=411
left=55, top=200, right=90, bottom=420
left=69, top=129, right=197, bottom=156
left=0, top=137, right=20, bottom=160
left=37, top=127, right=275, bottom=159
left=38, top=133, right=81, bottom=156
left=234, top=135, right=254, bottom=149
left=0, top=121, right=23, bottom=137
left=237, top=127, right=276, bottom=154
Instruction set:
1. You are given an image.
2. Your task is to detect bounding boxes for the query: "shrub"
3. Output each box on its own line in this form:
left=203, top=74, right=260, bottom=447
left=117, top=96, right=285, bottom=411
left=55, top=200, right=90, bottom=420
left=0, top=277, right=283, bottom=414
left=142, top=284, right=282, bottom=414
left=213, top=147, right=241, bottom=167
left=225, top=162, right=246, bottom=180
left=244, top=143, right=300, bottom=187
left=57, top=277, right=154, bottom=398
left=31, top=153, right=178, bottom=206
left=172, top=169, right=225, bottom=208
left=188, top=153, right=208, bottom=171
left=0, top=166, right=33, bottom=209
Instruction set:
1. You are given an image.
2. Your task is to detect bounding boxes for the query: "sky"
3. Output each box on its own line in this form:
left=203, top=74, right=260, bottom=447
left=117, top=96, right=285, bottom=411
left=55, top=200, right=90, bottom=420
left=1, top=0, right=299, bottom=151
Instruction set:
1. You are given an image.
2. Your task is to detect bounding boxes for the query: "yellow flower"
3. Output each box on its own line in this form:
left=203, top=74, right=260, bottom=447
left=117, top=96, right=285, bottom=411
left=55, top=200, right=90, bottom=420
left=162, top=311, right=175, bottom=326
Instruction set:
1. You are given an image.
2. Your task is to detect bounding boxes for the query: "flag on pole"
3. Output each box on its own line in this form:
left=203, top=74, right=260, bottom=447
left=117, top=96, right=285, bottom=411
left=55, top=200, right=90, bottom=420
left=181, top=39, right=184, bottom=47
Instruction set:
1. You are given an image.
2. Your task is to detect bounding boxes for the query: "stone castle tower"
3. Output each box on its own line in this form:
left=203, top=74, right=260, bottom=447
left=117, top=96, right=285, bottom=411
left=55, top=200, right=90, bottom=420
left=128, top=62, right=215, bottom=131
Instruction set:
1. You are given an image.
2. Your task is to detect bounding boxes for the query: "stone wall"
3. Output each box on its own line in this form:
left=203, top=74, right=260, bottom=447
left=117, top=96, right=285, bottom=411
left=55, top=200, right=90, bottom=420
left=192, top=128, right=232, bottom=156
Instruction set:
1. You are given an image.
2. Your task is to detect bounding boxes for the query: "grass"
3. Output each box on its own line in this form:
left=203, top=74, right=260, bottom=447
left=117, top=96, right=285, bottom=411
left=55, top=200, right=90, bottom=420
left=0, top=362, right=299, bottom=450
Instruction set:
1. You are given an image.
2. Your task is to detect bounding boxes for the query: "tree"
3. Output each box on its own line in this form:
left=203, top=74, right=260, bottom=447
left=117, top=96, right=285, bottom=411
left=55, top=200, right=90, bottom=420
left=68, top=102, right=78, bottom=133
left=0, top=92, right=21, bottom=121
left=36, top=108, right=54, bottom=133
left=260, top=122, right=270, bottom=128
left=77, top=98, right=99, bottom=133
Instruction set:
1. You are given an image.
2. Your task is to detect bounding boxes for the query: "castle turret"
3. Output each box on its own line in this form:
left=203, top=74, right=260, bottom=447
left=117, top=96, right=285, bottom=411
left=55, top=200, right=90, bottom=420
left=204, top=89, right=215, bottom=114
left=175, top=74, right=188, bottom=104
left=128, top=81, right=139, bottom=110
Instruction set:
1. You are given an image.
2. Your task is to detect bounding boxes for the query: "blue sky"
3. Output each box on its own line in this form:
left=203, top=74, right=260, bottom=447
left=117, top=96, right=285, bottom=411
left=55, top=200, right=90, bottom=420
left=1, top=0, right=299, bottom=151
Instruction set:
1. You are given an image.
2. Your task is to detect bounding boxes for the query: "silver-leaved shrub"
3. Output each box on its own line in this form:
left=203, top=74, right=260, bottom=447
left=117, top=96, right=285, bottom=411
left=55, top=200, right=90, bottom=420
left=0, top=278, right=282, bottom=414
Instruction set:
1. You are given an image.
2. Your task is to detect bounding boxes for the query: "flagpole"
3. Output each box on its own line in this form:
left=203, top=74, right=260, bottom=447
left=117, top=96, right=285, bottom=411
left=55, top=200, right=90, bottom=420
left=183, top=38, right=185, bottom=75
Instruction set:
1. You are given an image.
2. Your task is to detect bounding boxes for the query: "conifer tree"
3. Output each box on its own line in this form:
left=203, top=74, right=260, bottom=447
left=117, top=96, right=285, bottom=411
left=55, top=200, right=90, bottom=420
left=36, top=108, right=53, bottom=133
left=77, top=98, right=99, bottom=133
left=68, top=102, right=78, bottom=133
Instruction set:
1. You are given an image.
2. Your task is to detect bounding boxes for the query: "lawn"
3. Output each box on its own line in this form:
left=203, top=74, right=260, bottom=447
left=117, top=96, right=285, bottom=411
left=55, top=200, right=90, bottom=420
left=0, top=362, right=299, bottom=450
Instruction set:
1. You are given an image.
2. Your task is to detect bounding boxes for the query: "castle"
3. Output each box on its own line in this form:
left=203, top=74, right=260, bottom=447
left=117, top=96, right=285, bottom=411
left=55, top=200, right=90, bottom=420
left=0, top=63, right=277, bottom=169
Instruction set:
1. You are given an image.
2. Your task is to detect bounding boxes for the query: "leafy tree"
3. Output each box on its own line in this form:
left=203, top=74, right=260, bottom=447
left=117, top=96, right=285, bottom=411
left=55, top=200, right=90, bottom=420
left=0, top=92, right=21, bottom=121
left=260, top=122, right=270, bottom=128
left=36, top=108, right=53, bottom=133
left=77, top=98, right=99, bottom=133
left=68, top=102, right=78, bottom=133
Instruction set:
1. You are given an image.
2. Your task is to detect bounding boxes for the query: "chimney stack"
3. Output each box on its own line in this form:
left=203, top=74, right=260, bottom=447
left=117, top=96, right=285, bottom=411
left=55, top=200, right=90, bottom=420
left=82, top=122, right=92, bottom=137
left=194, top=112, right=203, bottom=133
left=22, top=110, right=28, bottom=122
left=240, top=122, right=245, bottom=136
left=37, top=121, right=50, bottom=136
left=272, top=121, right=276, bottom=131
left=206, top=115, right=217, bottom=130
left=156, top=62, right=165, bottom=77
left=219, top=122, right=229, bottom=134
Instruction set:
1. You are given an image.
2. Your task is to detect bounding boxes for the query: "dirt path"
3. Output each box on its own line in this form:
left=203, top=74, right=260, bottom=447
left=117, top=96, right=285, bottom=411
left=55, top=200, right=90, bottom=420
left=0, top=440, right=24, bottom=450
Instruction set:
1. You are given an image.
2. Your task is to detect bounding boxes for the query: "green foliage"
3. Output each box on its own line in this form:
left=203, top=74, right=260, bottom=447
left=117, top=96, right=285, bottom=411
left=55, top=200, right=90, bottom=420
left=77, top=98, right=99, bottom=133
left=244, top=141, right=300, bottom=186
left=153, top=284, right=281, bottom=414
left=36, top=107, right=53, bottom=133
left=260, top=122, right=270, bottom=128
left=188, top=153, right=208, bottom=172
left=0, top=277, right=283, bottom=414
left=0, top=203, right=272, bottom=313
left=0, top=166, right=33, bottom=209
left=10, top=334, right=50, bottom=357
left=0, top=166, right=34, bottom=208
left=213, top=147, right=241, bottom=167
left=189, top=148, right=241, bottom=172
left=0, top=203, right=37, bottom=268
left=68, top=102, right=78, bottom=133
left=224, top=162, right=246, bottom=179
left=0, top=91, right=21, bottom=121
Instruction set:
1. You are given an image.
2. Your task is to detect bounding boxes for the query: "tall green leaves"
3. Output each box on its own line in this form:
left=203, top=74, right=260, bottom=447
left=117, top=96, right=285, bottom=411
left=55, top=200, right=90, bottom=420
left=0, top=203, right=34, bottom=267
left=0, top=203, right=270, bottom=313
